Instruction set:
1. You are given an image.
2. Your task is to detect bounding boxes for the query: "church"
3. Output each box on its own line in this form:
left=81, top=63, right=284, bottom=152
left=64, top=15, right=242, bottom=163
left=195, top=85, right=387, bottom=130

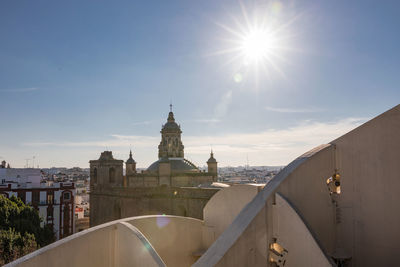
left=89, top=107, right=220, bottom=226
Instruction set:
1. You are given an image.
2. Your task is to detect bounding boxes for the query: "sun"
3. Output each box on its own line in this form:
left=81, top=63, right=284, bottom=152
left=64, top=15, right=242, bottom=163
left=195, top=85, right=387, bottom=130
left=241, top=28, right=279, bottom=63
left=211, top=2, right=296, bottom=84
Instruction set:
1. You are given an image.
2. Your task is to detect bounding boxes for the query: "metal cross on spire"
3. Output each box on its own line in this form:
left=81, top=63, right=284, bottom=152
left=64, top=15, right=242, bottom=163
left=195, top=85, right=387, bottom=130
left=170, top=102, right=173, bottom=112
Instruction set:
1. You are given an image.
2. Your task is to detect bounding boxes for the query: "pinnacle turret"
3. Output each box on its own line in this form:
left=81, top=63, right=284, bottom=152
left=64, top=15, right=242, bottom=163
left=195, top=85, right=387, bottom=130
left=126, top=150, right=136, bottom=164
left=207, top=150, right=217, bottom=163
left=207, top=150, right=218, bottom=176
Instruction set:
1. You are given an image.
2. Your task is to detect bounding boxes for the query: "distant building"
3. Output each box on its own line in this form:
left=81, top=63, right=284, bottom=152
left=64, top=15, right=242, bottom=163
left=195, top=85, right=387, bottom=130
left=0, top=167, right=76, bottom=240
left=90, top=107, right=221, bottom=226
left=74, top=216, right=89, bottom=233
left=1, top=160, right=7, bottom=168
left=74, top=192, right=90, bottom=233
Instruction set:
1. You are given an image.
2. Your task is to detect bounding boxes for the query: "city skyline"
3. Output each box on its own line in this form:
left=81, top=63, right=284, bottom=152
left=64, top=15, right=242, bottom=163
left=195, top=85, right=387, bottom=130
left=0, top=107, right=370, bottom=168
left=1, top=0, right=399, bottom=168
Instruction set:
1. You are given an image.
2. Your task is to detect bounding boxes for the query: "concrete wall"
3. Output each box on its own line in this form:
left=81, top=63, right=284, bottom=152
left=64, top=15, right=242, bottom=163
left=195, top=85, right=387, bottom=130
left=217, top=204, right=270, bottom=267
left=276, top=144, right=336, bottom=255
left=272, top=193, right=332, bottom=267
left=115, top=222, right=165, bottom=267
left=331, top=104, right=400, bottom=266
left=203, top=184, right=261, bottom=247
left=6, top=219, right=165, bottom=267
left=127, top=216, right=205, bottom=267
left=195, top=104, right=400, bottom=267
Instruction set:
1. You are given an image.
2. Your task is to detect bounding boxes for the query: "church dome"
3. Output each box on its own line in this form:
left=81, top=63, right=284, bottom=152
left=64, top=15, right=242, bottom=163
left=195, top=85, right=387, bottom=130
left=147, top=158, right=199, bottom=173
left=162, top=112, right=181, bottom=132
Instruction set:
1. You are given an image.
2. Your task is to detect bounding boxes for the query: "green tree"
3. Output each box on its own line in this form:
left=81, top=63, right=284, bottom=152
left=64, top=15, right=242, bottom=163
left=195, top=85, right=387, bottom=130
left=0, top=228, right=37, bottom=265
left=0, top=195, right=55, bottom=264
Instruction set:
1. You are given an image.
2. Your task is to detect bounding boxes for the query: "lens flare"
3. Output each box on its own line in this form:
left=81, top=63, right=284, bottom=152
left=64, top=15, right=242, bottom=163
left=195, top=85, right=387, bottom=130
left=234, top=73, right=243, bottom=83
left=156, top=215, right=170, bottom=228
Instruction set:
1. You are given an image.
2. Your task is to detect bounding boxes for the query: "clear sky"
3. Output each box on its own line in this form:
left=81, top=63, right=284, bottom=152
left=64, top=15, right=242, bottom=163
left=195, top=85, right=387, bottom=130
left=0, top=0, right=399, bottom=168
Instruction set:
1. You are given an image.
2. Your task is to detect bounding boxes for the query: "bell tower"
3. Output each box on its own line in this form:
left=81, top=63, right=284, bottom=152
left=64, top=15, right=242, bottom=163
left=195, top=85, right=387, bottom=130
left=89, top=151, right=123, bottom=187
left=158, top=104, right=184, bottom=159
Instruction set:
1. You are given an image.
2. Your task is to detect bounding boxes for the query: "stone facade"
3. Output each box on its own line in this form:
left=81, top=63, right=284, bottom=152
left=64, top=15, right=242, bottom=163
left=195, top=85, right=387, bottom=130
left=89, top=151, right=124, bottom=187
left=90, top=108, right=220, bottom=226
left=90, top=186, right=219, bottom=226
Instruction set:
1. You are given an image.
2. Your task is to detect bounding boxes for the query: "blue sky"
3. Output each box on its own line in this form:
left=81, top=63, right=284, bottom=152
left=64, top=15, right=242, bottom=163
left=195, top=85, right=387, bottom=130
left=0, top=0, right=399, bottom=168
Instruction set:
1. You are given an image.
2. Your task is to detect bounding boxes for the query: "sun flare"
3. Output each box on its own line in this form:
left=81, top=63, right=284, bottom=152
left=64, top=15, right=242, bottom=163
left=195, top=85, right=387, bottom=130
left=212, top=2, right=297, bottom=85
left=241, top=28, right=279, bottom=63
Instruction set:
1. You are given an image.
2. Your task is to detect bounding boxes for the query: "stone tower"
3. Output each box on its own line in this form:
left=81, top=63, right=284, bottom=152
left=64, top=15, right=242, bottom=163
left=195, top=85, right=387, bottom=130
left=89, top=151, right=123, bottom=187
left=125, top=150, right=136, bottom=176
left=207, top=150, right=218, bottom=177
left=158, top=105, right=184, bottom=159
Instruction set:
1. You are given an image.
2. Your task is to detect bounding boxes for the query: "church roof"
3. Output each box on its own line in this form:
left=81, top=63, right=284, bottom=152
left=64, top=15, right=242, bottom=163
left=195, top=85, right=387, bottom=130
left=207, top=151, right=217, bottom=163
left=147, top=158, right=199, bottom=173
left=99, top=151, right=114, bottom=161
left=162, top=111, right=181, bottom=132
left=126, top=150, right=136, bottom=164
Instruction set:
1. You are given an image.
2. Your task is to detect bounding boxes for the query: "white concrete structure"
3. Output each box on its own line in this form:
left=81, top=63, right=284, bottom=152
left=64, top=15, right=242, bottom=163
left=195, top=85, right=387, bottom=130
left=202, top=184, right=263, bottom=247
left=0, top=168, right=76, bottom=240
left=195, top=104, right=400, bottom=267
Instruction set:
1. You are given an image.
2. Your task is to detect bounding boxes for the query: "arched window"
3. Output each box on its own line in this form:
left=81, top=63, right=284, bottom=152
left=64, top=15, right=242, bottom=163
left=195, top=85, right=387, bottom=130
left=63, top=191, right=71, bottom=201
left=93, top=168, right=97, bottom=184
left=109, top=167, right=115, bottom=183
